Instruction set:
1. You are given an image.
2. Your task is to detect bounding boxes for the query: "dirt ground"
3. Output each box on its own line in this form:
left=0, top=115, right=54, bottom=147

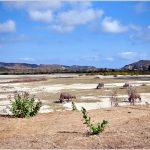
left=0, top=74, right=150, bottom=148
left=0, top=105, right=150, bottom=149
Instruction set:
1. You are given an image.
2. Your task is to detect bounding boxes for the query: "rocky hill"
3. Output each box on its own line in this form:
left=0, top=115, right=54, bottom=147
left=121, top=60, right=150, bottom=71
left=0, top=62, right=97, bottom=72
left=1, top=60, right=150, bottom=73
left=0, top=62, right=38, bottom=69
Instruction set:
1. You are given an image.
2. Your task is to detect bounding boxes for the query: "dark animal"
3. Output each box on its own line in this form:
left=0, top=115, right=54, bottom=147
left=96, top=83, right=104, bottom=89
left=128, top=93, right=141, bottom=105
left=59, top=92, right=76, bottom=103
left=123, top=83, right=131, bottom=88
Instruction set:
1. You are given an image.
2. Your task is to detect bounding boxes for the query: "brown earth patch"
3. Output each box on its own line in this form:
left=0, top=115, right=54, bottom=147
left=0, top=105, right=150, bottom=149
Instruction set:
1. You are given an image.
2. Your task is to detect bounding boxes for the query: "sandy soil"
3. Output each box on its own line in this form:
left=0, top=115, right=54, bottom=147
left=0, top=105, right=150, bottom=149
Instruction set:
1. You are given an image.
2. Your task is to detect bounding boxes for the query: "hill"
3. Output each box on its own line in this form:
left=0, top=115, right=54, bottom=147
left=0, top=62, right=38, bottom=69
left=0, top=62, right=97, bottom=73
left=0, top=60, right=150, bottom=74
left=121, top=60, right=150, bottom=71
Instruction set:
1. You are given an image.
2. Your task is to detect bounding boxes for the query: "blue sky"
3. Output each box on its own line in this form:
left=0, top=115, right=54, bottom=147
left=0, top=1, right=150, bottom=68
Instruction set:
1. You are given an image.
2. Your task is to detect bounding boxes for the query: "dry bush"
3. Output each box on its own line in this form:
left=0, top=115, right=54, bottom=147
left=110, top=88, right=119, bottom=107
left=127, top=87, right=141, bottom=105
left=127, top=86, right=137, bottom=96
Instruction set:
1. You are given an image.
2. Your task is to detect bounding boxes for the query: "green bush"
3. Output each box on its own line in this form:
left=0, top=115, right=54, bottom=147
left=10, top=92, right=42, bottom=118
left=81, top=107, right=108, bottom=135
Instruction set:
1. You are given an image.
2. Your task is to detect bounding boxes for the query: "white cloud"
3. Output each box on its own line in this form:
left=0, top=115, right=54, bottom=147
left=134, top=2, right=150, bottom=14
left=58, top=9, right=103, bottom=26
left=129, top=24, right=142, bottom=32
left=118, top=51, right=137, bottom=60
left=28, top=1, right=61, bottom=10
left=13, top=34, right=30, bottom=42
left=0, top=34, right=30, bottom=44
left=51, top=25, right=74, bottom=33
left=20, top=57, right=35, bottom=62
left=119, top=51, right=150, bottom=61
left=3, top=2, right=59, bottom=24
left=54, top=2, right=104, bottom=33
left=0, top=20, right=16, bottom=32
left=105, top=57, right=114, bottom=61
left=67, top=2, right=92, bottom=10
left=29, top=10, right=53, bottom=23
left=101, top=17, right=128, bottom=33
left=3, top=1, right=61, bottom=11
left=81, top=55, right=100, bottom=62
left=52, top=7, right=103, bottom=33
left=4, top=1, right=104, bottom=33
left=129, top=24, right=150, bottom=42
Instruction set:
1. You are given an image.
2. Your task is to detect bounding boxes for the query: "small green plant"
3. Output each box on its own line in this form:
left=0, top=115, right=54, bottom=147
left=10, top=92, right=42, bottom=118
left=81, top=107, right=108, bottom=135
left=72, top=101, right=77, bottom=111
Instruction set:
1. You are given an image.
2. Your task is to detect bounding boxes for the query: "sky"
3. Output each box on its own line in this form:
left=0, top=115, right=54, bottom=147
left=0, top=1, right=150, bottom=68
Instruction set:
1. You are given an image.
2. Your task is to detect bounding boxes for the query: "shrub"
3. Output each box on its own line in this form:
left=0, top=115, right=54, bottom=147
left=81, top=107, right=108, bottom=135
left=127, top=87, right=141, bottom=105
left=110, top=88, right=119, bottom=107
left=72, top=101, right=77, bottom=111
left=10, top=92, right=42, bottom=118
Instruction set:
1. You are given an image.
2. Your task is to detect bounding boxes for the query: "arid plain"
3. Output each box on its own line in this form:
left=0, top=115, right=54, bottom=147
left=0, top=74, right=150, bottom=148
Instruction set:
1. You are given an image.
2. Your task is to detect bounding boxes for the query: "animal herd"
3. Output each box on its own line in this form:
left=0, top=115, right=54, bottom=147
left=59, top=82, right=141, bottom=105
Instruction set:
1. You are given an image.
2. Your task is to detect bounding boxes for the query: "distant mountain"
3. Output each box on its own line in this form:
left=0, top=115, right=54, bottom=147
left=65, top=65, right=97, bottom=71
left=0, top=62, right=97, bottom=72
left=0, top=62, right=38, bottom=69
left=1, top=60, right=150, bottom=73
left=121, top=60, right=150, bottom=71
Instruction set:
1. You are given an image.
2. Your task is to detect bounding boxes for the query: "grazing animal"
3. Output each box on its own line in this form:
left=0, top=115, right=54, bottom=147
left=123, top=83, right=131, bottom=88
left=128, top=93, right=141, bottom=105
left=59, top=92, right=76, bottom=103
left=96, top=83, right=104, bottom=89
